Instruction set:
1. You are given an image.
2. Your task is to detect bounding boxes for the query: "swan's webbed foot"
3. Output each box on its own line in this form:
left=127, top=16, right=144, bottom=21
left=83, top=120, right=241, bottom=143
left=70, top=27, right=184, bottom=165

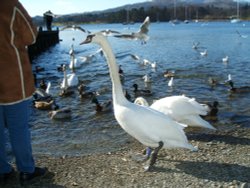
left=131, top=147, right=152, bottom=162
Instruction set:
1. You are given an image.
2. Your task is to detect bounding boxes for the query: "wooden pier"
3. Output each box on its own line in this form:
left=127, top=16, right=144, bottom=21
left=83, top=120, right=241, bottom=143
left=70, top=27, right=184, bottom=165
left=28, top=28, right=60, bottom=61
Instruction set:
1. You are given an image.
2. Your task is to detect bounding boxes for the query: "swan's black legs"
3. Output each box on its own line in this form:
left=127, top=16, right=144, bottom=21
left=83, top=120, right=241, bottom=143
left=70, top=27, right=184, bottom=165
left=144, top=141, right=163, bottom=171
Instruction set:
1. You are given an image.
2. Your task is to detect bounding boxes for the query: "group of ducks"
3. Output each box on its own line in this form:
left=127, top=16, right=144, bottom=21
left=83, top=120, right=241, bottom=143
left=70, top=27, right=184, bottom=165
left=32, top=16, right=250, bottom=171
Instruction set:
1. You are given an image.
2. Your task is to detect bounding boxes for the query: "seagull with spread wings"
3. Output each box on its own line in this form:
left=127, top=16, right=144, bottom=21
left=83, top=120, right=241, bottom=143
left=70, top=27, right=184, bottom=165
left=61, top=25, right=90, bottom=33
left=114, top=16, right=150, bottom=44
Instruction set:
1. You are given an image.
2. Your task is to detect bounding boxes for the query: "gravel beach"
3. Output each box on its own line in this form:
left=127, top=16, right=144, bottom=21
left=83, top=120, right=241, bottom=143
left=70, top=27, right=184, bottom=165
left=2, top=125, right=250, bottom=188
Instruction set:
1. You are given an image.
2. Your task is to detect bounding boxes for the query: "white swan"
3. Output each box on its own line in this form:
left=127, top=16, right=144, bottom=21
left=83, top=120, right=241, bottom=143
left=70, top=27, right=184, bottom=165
left=69, top=45, right=83, bottom=69
left=79, top=54, right=95, bottom=63
left=61, top=64, right=79, bottom=89
left=80, top=33, right=196, bottom=170
left=168, top=77, right=174, bottom=87
left=151, top=62, right=157, bottom=69
left=45, top=81, right=51, bottom=94
left=134, top=95, right=216, bottom=130
left=222, top=56, right=229, bottom=63
left=142, top=74, right=152, bottom=83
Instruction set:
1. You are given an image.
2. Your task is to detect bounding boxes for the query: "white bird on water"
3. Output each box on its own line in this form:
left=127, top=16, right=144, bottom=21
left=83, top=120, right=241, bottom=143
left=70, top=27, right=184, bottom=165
left=69, top=45, right=82, bottom=69
left=61, top=64, right=79, bottom=89
left=200, top=49, right=207, bottom=56
left=168, top=77, right=174, bottom=87
left=114, top=16, right=150, bottom=44
left=222, top=56, right=229, bottom=63
left=80, top=33, right=196, bottom=171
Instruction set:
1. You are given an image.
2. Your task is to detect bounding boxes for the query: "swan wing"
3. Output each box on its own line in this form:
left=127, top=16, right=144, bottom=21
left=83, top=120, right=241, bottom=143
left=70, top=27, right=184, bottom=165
left=114, top=102, right=194, bottom=150
left=67, top=73, right=79, bottom=87
left=151, top=96, right=208, bottom=116
left=150, top=96, right=215, bottom=129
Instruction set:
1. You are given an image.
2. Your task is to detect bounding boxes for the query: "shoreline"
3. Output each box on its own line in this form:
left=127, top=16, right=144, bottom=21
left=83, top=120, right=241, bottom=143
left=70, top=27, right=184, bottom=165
left=2, top=125, right=250, bottom=188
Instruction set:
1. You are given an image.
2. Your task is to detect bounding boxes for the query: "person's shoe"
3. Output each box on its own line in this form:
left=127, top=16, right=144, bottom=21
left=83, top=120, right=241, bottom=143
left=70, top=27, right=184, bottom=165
left=0, top=168, right=15, bottom=184
left=19, top=167, right=47, bottom=183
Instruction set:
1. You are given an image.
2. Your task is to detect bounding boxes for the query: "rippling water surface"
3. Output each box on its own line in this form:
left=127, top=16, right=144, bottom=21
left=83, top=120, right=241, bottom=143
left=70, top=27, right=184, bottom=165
left=29, top=21, right=250, bottom=156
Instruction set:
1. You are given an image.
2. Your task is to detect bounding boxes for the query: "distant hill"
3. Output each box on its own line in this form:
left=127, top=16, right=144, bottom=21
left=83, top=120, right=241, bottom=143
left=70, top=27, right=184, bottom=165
left=32, top=0, right=250, bottom=25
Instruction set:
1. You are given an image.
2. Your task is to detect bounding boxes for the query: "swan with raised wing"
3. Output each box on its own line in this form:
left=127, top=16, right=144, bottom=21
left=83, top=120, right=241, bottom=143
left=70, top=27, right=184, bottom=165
left=134, top=95, right=216, bottom=130
left=80, top=33, right=196, bottom=171
left=61, top=64, right=79, bottom=90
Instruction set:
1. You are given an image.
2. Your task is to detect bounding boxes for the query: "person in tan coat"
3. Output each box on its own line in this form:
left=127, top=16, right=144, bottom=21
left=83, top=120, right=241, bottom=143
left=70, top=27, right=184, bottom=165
left=0, top=0, right=47, bottom=184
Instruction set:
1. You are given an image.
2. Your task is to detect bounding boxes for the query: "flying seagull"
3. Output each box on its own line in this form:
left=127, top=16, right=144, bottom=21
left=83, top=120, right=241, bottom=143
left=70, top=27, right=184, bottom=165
left=100, top=29, right=121, bottom=36
left=114, top=16, right=150, bottom=44
left=61, top=25, right=90, bottom=33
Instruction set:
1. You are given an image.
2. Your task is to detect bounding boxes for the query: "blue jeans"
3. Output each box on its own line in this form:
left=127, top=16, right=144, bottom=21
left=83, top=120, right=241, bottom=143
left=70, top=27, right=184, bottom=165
left=0, top=99, right=35, bottom=174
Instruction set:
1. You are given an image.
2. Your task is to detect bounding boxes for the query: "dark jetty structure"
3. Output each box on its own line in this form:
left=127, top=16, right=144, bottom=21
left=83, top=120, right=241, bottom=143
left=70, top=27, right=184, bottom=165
left=28, top=27, right=60, bottom=61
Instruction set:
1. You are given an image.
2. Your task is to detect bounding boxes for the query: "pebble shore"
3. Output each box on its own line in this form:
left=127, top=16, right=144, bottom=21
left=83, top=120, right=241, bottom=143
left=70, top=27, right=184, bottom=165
left=2, top=125, right=250, bottom=188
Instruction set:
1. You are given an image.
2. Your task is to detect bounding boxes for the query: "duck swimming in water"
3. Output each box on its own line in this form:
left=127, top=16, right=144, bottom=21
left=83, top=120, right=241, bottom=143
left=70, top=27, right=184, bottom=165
left=228, top=80, right=250, bottom=93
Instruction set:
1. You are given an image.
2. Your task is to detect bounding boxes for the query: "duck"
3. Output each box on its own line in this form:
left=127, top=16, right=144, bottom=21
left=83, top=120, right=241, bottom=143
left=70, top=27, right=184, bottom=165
left=59, top=88, right=74, bottom=97
left=57, top=64, right=64, bottom=72
left=39, top=79, right=47, bottom=91
left=228, top=80, right=250, bottom=93
left=208, top=77, right=218, bottom=86
left=79, top=91, right=96, bottom=99
left=164, top=70, right=175, bottom=78
left=192, top=42, right=200, bottom=50
left=201, top=101, right=219, bottom=120
left=34, top=65, right=45, bottom=73
left=91, top=96, right=112, bottom=112
left=80, top=33, right=196, bottom=171
left=118, top=65, right=125, bottom=82
left=33, top=86, right=52, bottom=103
left=134, top=95, right=216, bottom=130
left=132, top=83, right=152, bottom=96
left=49, top=107, right=72, bottom=119
left=34, top=100, right=56, bottom=110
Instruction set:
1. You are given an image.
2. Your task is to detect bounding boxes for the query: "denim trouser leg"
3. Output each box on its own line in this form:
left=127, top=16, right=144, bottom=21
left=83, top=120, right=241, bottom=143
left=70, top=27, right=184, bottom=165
left=0, top=106, right=12, bottom=174
left=0, top=100, right=35, bottom=173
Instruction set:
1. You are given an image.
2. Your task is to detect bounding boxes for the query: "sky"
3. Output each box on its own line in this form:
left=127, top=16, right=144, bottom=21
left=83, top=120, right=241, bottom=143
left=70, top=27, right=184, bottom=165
left=19, top=0, right=149, bottom=17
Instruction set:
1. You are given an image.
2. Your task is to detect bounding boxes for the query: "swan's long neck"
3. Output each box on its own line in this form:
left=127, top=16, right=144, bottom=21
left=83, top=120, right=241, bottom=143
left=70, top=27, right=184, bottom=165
left=70, top=54, right=75, bottom=73
left=63, top=69, right=69, bottom=89
left=98, top=37, right=127, bottom=105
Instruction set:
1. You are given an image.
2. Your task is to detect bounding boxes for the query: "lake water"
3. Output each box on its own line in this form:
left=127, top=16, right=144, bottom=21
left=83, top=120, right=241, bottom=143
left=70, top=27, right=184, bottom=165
left=27, top=21, right=250, bottom=157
